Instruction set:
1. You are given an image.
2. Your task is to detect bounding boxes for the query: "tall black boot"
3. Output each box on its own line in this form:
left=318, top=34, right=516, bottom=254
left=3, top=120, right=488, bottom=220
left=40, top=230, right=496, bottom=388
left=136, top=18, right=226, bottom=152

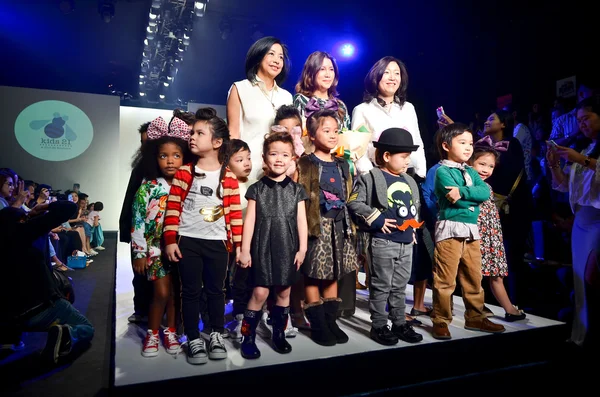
left=304, top=300, right=336, bottom=346
left=240, top=309, right=261, bottom=359
left=323, top=298, right=349, bottom=344
left=271, top=305, right=292, bottom=354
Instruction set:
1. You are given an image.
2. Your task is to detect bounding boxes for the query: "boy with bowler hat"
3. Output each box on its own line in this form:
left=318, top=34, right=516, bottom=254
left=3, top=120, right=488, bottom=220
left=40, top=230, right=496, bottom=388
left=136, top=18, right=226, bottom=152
left=348, top=128, right=424, bottom=345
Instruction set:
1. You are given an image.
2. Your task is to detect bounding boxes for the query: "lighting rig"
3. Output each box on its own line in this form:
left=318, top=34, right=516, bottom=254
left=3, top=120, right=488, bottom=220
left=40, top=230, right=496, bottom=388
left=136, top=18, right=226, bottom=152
left=135, top=0, right=208, bottom=105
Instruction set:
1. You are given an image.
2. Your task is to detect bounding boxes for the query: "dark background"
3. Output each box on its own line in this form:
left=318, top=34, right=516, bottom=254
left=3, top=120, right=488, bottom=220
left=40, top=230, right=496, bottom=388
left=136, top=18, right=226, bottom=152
left=0, top=0, right=594, bottom=146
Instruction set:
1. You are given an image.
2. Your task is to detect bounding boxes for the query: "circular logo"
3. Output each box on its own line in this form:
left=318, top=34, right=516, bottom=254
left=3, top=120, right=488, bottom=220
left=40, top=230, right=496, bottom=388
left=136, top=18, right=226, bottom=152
left=14, top=100, right=93, bottom=161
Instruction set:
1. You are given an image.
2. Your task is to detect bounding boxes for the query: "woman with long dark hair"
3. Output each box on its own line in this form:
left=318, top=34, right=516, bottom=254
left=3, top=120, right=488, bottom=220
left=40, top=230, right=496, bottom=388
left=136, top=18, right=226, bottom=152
left=548, top=95, right=600, bottom=347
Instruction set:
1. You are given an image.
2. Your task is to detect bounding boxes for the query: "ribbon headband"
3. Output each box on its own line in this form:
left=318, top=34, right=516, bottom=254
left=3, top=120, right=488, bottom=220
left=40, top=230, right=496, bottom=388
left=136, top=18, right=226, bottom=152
left=304, top=97, right=339, bottom=119
left=147, top=116, right=191, bottom=141
left=270, top=125, right=305, bottom=157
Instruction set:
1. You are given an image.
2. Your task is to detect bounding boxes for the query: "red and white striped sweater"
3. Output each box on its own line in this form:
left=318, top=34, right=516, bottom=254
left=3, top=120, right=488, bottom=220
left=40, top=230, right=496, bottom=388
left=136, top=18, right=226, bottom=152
left=163, top=163, right=243, bottom=252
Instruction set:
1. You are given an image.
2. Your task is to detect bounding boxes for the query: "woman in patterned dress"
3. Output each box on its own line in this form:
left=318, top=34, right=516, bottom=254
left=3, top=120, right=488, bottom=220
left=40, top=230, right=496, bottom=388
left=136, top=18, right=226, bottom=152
left=470, top=144, right=526, bottom=322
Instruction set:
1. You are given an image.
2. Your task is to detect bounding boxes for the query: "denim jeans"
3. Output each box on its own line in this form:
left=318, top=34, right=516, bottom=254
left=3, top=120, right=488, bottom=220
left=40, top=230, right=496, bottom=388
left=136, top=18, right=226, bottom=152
left=20, top=298, right=94, bottom=348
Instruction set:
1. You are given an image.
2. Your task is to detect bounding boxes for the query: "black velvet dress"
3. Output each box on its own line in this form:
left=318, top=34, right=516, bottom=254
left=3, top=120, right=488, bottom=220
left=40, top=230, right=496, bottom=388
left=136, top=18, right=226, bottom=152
left=245, top=176, right=309, bottom=287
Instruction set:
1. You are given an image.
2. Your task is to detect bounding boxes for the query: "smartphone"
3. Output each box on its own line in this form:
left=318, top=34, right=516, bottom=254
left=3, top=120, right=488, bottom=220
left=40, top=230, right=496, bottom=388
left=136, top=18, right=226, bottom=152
left=547, top=140, right=558, bottom=150
left=436, top=106, right=445, bottom=119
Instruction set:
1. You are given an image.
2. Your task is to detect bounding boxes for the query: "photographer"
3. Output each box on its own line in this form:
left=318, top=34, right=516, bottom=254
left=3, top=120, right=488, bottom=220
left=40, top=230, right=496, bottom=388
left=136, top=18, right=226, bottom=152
left=0, top=200, right=95, bottom=364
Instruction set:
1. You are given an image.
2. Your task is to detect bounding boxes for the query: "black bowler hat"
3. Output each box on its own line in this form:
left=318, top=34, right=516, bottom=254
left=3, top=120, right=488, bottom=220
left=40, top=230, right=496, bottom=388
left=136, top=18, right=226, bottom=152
left=373, top=128, right=419, bottom=153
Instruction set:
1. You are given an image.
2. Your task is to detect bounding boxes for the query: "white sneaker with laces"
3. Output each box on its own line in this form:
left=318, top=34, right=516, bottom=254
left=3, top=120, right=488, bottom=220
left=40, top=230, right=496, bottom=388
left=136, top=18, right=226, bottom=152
left=208, top=331, right=227, bottom=360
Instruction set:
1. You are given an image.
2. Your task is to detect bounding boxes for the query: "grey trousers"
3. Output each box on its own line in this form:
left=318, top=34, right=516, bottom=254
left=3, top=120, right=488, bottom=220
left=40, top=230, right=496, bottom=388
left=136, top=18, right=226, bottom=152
left=369, top=237, right=413, bottom=328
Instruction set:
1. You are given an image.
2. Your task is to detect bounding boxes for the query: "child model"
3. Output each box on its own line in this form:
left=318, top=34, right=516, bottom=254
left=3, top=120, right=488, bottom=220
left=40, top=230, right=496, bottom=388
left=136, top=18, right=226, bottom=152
left=238, top=130, right=309, bottom=359
left=469, top=144, right=526, bottom=321
left=130, top=115, right=191, bottom=357
left=347, top=127, right=424, bottom=345
left=431, top=123, right=505, bottom=340
left=164, top=108, right=243, bottom=364
left=295, top=109, right=357, bottom=346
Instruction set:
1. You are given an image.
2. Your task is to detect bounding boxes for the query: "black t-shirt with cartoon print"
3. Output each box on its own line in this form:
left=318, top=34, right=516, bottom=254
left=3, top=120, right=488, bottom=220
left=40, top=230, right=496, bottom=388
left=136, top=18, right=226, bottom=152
left=372, top=172, right=416, bottom=244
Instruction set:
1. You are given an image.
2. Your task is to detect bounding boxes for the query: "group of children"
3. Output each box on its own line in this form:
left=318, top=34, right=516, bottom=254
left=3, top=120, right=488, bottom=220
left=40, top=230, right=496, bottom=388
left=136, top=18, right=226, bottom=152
left=130, top=103, right=519, bottom=364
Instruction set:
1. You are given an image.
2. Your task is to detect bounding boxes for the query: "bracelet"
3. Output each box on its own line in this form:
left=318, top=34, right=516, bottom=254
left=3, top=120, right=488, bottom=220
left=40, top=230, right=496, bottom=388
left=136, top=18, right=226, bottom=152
left=583, top=156, right=591, bottom=167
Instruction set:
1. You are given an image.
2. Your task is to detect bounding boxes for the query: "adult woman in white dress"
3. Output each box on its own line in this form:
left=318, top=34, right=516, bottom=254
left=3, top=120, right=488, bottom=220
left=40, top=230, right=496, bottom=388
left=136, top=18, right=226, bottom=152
left=227, top=36, right=293, bottom=181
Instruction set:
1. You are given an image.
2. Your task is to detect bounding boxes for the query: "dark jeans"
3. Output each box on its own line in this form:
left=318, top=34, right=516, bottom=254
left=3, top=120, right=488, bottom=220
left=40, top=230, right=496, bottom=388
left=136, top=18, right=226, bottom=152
left=178, top=237, right=229, bottom=340
left=18, top=298, right=94, bottom=349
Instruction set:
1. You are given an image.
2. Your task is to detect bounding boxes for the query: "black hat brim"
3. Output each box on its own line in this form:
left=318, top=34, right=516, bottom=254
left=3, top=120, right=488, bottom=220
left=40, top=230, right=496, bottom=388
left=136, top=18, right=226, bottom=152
left=373, top=142, right=419, bottom=153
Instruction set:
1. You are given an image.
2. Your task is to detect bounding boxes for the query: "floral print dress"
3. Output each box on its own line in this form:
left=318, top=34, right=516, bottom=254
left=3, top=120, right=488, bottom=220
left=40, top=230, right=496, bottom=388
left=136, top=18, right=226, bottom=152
left=131, top=178, right=171, bottom=281
left=478, top=182, right=508, bottom=277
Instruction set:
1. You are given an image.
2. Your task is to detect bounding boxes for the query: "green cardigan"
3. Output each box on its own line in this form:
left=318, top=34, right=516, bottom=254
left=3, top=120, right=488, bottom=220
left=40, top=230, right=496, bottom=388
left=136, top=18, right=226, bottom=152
left=434, top=165, right=490, bottom=225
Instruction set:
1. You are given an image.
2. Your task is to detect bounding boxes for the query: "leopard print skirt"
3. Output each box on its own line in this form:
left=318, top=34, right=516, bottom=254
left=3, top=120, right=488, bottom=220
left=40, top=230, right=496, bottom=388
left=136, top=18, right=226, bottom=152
left=302, top=217, right=357, bottom=281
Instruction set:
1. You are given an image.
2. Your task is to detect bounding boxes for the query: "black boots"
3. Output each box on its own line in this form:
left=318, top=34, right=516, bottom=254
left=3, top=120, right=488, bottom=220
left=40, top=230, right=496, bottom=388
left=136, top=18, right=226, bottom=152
left=323, top=298, right=349, bottom=344
left=240, top=309, right=261, bottom=359
left=304, top=300, right=336, bottom=346
left=271, top=305, right=292, bottom=354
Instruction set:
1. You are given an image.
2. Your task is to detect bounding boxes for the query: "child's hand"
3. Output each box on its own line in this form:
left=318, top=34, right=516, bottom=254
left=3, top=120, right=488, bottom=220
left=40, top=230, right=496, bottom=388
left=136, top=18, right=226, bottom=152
left=294, top=250, right=306, bottom=270
left=445, top=186, right=461, bottom=204
left=381, top=218, right=397, bottom=234
left=412, top=231, right=417, bottom=244
left=238, top=251, right=252, bottom=268
left=132, top=258, right=147, bottom=275
left=165, top=243, right=182, bottom=262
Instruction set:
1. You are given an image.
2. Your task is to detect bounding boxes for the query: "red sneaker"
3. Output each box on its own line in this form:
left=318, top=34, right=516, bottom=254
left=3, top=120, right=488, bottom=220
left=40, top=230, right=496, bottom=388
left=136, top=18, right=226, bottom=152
left=163, top=327, right=181, bottom=355
left=142, top=330, right=159, bottom=357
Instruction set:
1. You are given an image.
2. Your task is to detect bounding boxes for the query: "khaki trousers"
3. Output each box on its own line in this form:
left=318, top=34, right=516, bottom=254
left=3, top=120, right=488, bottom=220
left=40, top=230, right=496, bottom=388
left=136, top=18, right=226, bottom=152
left=432, top=238, right=485, bottom=325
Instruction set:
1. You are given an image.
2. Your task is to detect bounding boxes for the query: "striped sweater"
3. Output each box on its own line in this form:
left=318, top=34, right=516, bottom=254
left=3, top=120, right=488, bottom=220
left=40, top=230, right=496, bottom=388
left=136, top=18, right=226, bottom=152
left=163, top=163, right=243, bottom=251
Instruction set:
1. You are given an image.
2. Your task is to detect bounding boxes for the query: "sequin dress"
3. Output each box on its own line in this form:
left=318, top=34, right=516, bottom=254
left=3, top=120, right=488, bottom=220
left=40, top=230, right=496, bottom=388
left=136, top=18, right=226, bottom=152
left=245, top=176, right=309, bottom=286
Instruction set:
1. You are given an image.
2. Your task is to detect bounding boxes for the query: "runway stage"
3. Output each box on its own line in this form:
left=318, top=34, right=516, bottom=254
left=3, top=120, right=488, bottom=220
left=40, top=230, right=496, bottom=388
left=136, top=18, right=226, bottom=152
left=113, top=240, right=567, bottom=395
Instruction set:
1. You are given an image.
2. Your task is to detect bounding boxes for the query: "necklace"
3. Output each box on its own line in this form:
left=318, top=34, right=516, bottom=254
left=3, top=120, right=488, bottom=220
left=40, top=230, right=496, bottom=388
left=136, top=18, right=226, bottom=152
left=258, top=83, right=276, bottom=110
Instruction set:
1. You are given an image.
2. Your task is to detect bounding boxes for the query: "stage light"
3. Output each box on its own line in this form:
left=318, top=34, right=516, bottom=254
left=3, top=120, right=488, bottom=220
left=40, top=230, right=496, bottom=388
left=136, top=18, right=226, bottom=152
left=144, top=38, right=149, bottom=46
left=139, top=74, right=145, bottom=79
left=340, top=43, right=355, bottom=58
left=194, top=1, right=207, bottom=17
left=163, top=82, right=170, bottom=87
left=149, top=10, right=158, bottom=20
left=139, top=81, right=144, bottom=85
left=159, top=94, right=165, bottom=99
left=140, top=92, right=146, bottom=96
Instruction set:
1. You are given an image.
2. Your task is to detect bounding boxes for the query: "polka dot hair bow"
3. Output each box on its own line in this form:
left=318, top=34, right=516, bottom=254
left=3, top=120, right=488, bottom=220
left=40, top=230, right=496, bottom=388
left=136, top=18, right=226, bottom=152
left=147, top=116, right=191, bottom=141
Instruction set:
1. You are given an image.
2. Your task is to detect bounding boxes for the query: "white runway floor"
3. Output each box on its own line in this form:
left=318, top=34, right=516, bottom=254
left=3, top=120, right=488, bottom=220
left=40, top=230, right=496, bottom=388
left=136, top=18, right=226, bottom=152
left=114, top=240, right=563, bottom=387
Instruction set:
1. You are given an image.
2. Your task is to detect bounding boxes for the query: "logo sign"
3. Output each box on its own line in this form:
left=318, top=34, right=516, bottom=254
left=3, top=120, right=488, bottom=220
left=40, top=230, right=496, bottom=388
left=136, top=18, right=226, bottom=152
left=14, top=100, right=93, bottom=161
left=557, top=75, right=576, bottom=98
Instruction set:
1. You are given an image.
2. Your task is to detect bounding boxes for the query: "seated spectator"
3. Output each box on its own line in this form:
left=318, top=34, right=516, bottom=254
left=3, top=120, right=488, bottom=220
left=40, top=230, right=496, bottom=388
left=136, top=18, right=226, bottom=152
left=0, top=201, right=95, bottom=364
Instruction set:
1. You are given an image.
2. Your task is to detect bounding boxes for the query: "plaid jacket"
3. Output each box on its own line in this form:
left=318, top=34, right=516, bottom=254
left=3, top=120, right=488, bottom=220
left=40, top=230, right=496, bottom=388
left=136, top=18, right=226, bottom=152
left=163, top=163, right=243, bottom=251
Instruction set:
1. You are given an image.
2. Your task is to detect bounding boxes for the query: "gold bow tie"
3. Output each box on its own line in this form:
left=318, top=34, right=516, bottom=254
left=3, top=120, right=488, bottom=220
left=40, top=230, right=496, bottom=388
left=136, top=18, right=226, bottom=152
left=200, top=205, right=224, bottom=222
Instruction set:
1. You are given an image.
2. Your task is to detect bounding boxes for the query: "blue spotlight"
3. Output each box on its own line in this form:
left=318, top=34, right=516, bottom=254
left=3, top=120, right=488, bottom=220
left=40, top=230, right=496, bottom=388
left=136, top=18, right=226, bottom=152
left=340, top=43, right=355, bottom=58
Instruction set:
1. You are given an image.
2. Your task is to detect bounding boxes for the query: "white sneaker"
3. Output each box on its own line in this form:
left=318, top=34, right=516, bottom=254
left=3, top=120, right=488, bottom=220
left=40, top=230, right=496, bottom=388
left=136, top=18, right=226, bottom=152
left=208, top=332, right=227, bottom=360
left=93, top=246, right=105, bottom=251
left=90, top=249, right=99, bottom=255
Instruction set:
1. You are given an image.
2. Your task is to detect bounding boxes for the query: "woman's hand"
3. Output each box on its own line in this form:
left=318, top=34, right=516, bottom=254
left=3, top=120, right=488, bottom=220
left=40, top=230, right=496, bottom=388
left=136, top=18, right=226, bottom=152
left=165, top=243, right=182, bottom=262
left=132, top=258, right=147, bottom=275
left=545, top=143, right=560, bottom=165
left=554, top=145, right=586, bottom=164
